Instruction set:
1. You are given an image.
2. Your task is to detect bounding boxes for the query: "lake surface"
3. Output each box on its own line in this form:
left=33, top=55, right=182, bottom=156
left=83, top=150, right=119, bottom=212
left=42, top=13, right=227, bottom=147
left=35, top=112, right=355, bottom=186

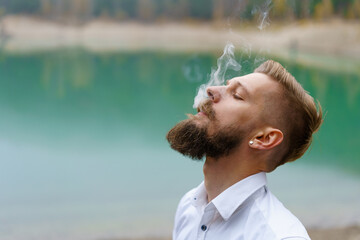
left=0, top=49, right=359, bottom=240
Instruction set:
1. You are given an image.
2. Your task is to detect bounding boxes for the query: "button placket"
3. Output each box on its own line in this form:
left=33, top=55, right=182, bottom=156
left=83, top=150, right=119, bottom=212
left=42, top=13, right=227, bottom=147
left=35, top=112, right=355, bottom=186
left=197, top=205, right=215, bottom=239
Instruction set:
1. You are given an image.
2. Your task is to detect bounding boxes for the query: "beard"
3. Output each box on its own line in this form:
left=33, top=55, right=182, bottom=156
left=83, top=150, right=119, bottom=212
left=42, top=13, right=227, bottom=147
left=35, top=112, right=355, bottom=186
left=166, top=100, right=244, bottom=160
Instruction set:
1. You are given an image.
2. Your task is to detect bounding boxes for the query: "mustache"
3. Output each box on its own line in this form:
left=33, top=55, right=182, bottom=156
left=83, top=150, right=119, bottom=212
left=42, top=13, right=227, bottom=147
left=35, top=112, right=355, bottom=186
left=197, top=99, right=215, bottom=120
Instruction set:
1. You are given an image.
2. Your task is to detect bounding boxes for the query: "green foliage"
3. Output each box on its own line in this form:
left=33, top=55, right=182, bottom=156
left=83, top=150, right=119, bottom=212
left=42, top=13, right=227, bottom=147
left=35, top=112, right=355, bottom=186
left=0, top=0, right=41, bottom=14
left=314, top=0, right=333, bottom=19
left=0, top=0, right=359, bottom=21
left=188, top=0, right=213, bottom=19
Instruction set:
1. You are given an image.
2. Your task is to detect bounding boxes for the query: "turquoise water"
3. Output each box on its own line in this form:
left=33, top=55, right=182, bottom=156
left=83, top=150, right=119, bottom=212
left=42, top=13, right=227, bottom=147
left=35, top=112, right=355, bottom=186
left=0, top=49, right=359, bottom=239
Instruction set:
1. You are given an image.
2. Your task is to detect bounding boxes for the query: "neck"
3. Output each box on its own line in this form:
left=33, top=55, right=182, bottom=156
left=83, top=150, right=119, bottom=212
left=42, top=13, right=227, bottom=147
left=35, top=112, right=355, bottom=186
left=203, top=149, right=261, bottom=202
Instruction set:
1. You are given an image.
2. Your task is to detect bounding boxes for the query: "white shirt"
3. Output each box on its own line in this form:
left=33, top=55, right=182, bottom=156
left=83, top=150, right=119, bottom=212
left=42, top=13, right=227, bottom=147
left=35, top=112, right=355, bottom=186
left=173, top=172, right=310, bottom=240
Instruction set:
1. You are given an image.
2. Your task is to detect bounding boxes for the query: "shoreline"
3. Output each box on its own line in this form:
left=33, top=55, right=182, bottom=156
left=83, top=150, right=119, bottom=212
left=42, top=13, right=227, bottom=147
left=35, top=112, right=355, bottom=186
left=100, top=225, right=360, bottom=240
left=0, top=16, right=359, bottom=56
left=1, top=16, right=360, bottom=74
left=308, top=225, right=360, bottom=240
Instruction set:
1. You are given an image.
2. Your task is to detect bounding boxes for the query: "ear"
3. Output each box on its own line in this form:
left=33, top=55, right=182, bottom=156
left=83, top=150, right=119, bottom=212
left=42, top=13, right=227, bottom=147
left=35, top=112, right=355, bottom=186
left=249, top=127, right=283, bottom=150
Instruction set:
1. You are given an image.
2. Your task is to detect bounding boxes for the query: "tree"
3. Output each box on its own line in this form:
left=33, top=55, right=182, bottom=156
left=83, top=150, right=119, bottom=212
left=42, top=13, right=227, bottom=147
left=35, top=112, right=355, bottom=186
left=70, top=0, right=92, bottom=23
left=137, top=0, right=156, bottom=22
left=40, top=0, right=51, bottom=17
left=271, top=0, right=288, bottom=20
left=348, top=0, right=360, bottom=19
left=213, top=0, right=224, bottom=22
left=314, top=0, right=333, bottom=20
left=300, top=0, right=310, bottom=19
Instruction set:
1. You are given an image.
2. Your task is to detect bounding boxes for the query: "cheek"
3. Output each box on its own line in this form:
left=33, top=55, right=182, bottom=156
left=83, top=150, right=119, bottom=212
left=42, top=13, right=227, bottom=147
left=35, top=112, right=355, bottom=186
left=212, top=101, right=258, bottom=126
left=228, top=105, right=258, bottom=126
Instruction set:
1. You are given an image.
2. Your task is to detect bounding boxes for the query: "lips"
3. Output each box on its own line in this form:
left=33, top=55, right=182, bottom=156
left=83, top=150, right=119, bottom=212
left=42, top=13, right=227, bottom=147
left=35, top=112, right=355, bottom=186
left=197, top=105, right=206, bottom=114
left=197, top=111, right=207, bottom=117
left=197, top=100, right=214, bottom=120
left=197, top=106, right=207, bottom=116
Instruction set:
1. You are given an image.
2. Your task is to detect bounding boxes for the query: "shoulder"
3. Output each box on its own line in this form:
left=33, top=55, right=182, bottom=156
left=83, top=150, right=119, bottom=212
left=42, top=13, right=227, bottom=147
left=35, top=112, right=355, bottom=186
left=176, top=185, right=198, bottom=212
left=174, top=184, right=201, bottom=221
left=252, top=187, right=311, bottom=240
left=172, top=185, right=199, bottom=239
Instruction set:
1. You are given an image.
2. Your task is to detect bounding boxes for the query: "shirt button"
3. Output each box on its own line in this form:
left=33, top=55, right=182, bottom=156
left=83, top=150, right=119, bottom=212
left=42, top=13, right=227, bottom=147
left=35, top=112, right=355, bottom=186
left=201, top=225, right=207, bottom=231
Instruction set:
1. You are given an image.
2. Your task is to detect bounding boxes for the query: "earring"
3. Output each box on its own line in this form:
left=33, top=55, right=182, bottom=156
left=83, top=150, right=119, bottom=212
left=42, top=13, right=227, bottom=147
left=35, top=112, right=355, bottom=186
left=249, top=140, right=254, bottom=145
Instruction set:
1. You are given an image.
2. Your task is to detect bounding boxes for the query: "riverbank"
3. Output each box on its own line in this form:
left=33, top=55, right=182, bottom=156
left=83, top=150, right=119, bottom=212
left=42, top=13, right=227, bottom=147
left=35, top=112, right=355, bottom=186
left=0, top=16, right=359, bottom=56
left=1, top=15, right=359, bottom=74
left=103, top=225, right=360, bottom=240
left=308, top=225, right=360, bottom=240
left=105, top=225, right=360, bottom=240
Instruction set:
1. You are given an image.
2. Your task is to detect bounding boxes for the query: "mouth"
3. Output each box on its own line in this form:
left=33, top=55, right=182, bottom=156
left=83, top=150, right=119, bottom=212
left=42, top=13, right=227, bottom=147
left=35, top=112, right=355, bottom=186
left=197, top=111, right=207, bottom=117
left=196, top=99, right=216, bottom=120
left=197, top=107, right=208, bottom=117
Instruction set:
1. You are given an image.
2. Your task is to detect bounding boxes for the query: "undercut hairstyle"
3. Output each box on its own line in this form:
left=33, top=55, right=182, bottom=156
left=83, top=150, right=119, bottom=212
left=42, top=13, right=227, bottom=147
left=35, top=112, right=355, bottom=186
left=254, top=60, right=323, bottom=170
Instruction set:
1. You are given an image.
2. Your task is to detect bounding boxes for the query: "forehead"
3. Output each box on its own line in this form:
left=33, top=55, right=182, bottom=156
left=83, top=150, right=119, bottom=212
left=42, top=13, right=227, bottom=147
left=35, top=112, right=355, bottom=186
left=229, top=73, right=278, bottom=94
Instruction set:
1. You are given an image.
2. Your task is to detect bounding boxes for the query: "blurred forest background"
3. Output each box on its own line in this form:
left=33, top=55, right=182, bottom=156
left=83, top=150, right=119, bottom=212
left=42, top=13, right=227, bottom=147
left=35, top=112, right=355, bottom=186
left=0, top=0, right=359, bottom=24
left=1, top=1, right=360, bottom=240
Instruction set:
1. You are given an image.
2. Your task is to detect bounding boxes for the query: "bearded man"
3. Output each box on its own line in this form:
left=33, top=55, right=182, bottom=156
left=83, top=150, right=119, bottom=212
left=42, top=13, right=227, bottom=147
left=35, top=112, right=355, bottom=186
left=166, top=60, right=323, bottom=240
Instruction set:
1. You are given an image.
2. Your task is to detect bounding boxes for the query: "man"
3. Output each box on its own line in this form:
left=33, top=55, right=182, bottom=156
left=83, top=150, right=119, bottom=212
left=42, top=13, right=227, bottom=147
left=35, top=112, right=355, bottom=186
left=166, top=60, right=323, bottom=240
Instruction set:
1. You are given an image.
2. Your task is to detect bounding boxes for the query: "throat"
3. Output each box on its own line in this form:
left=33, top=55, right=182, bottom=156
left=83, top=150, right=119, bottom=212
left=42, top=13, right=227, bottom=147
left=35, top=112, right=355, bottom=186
left=203, top=155, right=259, bottom=202
left=203, top=157, right=234, bottom=202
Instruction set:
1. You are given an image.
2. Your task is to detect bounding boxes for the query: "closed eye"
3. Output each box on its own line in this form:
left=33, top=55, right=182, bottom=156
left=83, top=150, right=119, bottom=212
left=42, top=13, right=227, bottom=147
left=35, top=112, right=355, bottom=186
left=233, top=94, right=243, bottom=100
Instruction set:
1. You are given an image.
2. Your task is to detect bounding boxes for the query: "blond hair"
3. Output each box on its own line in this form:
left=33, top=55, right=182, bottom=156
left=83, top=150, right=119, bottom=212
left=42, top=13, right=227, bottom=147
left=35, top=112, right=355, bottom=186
left=254, top=60, right=323, bottom=167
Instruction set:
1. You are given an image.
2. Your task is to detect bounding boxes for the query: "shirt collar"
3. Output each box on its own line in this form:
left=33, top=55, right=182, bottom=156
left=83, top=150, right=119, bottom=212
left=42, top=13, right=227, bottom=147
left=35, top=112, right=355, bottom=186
left=191, top=181, right=208, bottom=214
left=213, top=172, right=267, bottom=220
left=191, top=172, right=267, bottom=220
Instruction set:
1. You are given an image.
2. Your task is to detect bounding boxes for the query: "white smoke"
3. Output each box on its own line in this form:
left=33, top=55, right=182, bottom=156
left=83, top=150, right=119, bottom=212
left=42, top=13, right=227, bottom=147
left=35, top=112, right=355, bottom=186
left=192, top=0, right=273, bottom=109
left=182, top=56, right=204, bottom=83
left=252, top=0, right=272, bottom=30
left=193, top=43, right=241, bottom=108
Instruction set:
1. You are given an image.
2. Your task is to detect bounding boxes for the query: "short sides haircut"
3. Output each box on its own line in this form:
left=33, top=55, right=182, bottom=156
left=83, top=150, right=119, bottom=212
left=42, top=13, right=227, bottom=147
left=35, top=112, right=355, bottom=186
left=254, top=60, right=323, bottom=167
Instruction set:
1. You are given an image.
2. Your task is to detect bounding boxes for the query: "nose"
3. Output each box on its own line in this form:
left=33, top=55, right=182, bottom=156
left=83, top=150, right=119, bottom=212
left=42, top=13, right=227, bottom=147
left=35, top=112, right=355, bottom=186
left=206, top=86, right=221, bottom=103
